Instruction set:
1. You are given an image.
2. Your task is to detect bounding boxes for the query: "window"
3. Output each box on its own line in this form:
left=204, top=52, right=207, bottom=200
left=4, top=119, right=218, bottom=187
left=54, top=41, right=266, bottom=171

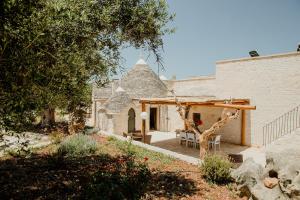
left=193, top=113, right=202, bottom=126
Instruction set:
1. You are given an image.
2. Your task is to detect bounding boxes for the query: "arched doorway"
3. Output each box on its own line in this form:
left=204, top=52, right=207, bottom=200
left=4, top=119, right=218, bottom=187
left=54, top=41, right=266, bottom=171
left=98, top=109, right=108, bottom=131
left=128, top=108, right=136, bottom=133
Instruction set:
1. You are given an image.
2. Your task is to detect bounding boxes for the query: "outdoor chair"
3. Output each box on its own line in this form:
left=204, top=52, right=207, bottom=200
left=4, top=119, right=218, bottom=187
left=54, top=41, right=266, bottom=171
left=175, top=129, right=181, bottom=138
left=186, top=132, right=196, bottom=147
left=194, top=133, right=200, bottom=149
left=179, top=132, right=187, bottom=145
left=208, top=135, right=221, bottom=152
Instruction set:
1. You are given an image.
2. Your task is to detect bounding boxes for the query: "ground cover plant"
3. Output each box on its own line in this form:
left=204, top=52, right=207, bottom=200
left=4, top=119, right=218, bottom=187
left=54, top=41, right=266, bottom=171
left=57, top=133, right=98, bottom=157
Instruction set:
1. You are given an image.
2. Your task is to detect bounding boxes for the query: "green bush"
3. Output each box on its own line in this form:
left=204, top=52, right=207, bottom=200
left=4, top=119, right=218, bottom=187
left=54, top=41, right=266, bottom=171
left=200, top=154, right=233, bottom=184
left=57, top=134, right=97, bottom=157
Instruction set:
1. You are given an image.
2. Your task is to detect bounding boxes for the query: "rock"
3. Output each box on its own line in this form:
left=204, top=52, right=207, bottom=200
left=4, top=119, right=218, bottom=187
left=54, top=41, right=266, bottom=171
left=264, top=177, right=278, bottom=189
left=232, top=158, right=288, bottom=199
left=277, top=166, right=300, bottom=199
left=232, top=131, right=300, bottom=200
left=231, top=158, right=264, bottom=198
left=251, top=183, right=286, bottom=200
left=265, top=131, right=300, bottom=199
left=231, top=158, right=264, bottom=187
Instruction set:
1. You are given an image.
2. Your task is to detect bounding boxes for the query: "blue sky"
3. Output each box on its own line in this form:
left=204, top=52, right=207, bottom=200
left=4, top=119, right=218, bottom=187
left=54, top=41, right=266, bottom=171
left=120, top=0, right=300, bottom=79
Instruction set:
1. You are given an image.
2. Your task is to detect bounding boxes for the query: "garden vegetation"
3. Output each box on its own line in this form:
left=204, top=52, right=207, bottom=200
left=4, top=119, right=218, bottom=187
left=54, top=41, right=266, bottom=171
left=200, top=154, right=233, bottom=184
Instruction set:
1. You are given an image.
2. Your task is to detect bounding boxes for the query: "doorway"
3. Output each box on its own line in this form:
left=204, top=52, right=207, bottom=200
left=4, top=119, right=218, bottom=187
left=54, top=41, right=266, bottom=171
left=98, top=109, right=108, bottom=131
left=128, top=108, right=135, bottom=133
left=150, top=107, right=158, bottom=130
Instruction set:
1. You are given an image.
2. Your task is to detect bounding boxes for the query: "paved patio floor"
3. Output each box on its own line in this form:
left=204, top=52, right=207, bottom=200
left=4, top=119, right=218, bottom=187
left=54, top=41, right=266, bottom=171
left=149, top=131, right=266, bottom=166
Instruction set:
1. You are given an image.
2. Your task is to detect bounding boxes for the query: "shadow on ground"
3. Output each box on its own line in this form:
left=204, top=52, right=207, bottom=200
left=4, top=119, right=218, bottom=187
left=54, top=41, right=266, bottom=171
left=0, top=153, right=197, bottom=199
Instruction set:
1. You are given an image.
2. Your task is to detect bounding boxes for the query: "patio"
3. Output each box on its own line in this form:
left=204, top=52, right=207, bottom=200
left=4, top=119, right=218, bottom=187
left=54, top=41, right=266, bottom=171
left=149, top=131, right=266, bottom=166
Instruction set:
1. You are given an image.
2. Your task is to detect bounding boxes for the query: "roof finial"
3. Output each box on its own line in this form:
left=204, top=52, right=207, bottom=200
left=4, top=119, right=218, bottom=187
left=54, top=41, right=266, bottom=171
left=139, top=50, right=144, bottom=59
left=136, top=51, right=147, bottom=65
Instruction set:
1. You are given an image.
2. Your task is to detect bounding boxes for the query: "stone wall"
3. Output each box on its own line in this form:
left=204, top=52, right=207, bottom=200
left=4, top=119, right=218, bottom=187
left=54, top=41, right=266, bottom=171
left=216, top=52, right=300, bottom=146
left=109, top=103, right=172, bottom=135
left=167, top=106, right=185, bottom=131
left=165, top=75, right=216, bottom=97
left=188, top=107, right=242, bottom=145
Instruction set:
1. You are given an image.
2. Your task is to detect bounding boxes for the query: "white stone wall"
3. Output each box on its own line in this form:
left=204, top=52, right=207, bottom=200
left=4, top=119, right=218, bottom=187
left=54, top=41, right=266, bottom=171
left=159, top=105, right=169, bottom=132
left=188, top=107, right=242, bottom=145
left=165, top=76, right=216, bottom=97
left=93, top=100, right=172, bottom=135
left=216, top=52, right=300, bottom=146
left=167, top=105, right=185, bottom=131
left=89, top=99, right=107, bottom=128
left=112, top=102, right=141, bottom=135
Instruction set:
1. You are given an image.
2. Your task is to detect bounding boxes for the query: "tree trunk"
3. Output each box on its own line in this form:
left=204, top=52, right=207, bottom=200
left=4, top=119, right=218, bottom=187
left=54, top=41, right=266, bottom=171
left=41, top=107, right=55, bottom=126
left=170, top=90, right=240, bottom=159
left=198, top=109, right=239, bottom=159
left=68, top=111, right=85, bottom=134
left=178, top=108, right=239, bottom=159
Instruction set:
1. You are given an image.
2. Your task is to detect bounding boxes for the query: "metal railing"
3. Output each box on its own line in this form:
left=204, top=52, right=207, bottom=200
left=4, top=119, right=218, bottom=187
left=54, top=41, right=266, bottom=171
left=263, top=105, right=300, bottom=146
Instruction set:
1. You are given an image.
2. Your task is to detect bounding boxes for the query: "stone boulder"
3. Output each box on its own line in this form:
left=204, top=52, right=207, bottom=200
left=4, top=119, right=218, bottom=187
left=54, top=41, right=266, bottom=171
left=231, top=158, right=287, bottom=200
left=232, top=130, right=300, bottom=200
left=265, top=131, right=300, bottom=199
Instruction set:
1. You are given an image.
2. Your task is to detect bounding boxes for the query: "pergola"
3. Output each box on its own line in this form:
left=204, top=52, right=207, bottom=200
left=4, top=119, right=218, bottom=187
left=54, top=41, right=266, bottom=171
left=139, top=97, right=256, bottom=146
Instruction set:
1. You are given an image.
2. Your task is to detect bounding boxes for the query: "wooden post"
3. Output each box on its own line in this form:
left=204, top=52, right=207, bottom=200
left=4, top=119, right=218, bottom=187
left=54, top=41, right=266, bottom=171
left=141, top=103, right=146, bottom=143
left=241, top=110, right=246, bottom=145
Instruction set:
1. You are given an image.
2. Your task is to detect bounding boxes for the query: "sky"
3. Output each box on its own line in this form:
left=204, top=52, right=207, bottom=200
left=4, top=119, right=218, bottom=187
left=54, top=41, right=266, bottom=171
left=120, top=0, right=300, bottom=79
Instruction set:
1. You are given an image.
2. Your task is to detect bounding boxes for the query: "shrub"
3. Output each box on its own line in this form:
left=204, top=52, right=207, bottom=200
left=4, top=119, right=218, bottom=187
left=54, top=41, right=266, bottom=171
left=200, top=154, right=233, bottom=184
left=57, top=134, right=97, bottom=157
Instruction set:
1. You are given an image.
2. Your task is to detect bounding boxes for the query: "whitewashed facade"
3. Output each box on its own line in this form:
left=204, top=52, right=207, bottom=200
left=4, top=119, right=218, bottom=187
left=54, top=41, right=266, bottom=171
left=89, top=52, right=300, bottom=147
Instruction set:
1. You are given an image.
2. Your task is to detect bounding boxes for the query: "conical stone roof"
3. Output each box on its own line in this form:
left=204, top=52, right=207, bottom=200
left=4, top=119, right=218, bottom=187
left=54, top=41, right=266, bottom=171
left=104, top=90, right=132, bottom=113
left=121, top=59, right=168, bottom=98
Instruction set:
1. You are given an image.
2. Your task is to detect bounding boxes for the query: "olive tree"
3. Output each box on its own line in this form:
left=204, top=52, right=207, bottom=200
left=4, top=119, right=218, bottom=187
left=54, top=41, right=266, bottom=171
left=0, top=0, right=174, bottom=131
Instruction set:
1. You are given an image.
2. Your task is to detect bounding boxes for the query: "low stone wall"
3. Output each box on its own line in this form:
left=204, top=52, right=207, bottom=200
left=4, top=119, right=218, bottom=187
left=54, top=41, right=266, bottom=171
left=0, top=132, right=51, bottom=157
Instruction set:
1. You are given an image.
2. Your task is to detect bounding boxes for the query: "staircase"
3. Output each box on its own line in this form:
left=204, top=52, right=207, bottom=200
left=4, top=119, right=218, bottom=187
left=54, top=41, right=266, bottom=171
left=263, top=105, right=300, bottom=146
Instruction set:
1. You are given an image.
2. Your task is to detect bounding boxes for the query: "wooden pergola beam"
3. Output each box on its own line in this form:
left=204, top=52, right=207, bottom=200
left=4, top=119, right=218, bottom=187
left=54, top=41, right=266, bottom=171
left=212, top=103, right=256, bottom=110
left=139, top=99, right=256, bottom=110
